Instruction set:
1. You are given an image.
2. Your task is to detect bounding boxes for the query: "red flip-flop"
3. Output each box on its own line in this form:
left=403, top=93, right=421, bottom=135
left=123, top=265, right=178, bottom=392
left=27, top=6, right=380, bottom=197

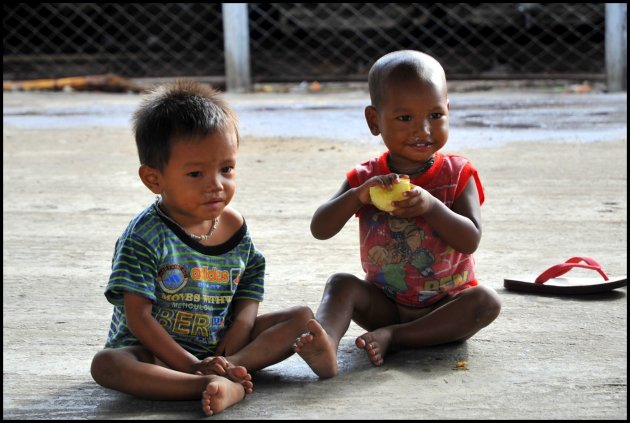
left=504, top=257, right=627, bottom=294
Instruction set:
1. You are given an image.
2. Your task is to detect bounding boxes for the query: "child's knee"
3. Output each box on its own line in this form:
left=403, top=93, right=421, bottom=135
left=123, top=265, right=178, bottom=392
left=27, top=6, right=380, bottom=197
left=290, top=305, right=314, bottom=323
left=91, top=349, right=118, bottom=387
left=91, top=346, right=150, bottom=388
left=325, top=273, right=360, bottom=295
left=474, top=286, right=501, bottom=324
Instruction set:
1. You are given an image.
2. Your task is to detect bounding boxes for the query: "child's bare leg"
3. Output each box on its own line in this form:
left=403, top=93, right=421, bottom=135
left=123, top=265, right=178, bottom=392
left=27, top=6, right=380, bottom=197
left=225, top=305, right=314, bottom=372
left=356, top=285, right=501, bottom=365
left=91, top=346, right=247, bottom=412
left=295, top=273, right=399, bottom=378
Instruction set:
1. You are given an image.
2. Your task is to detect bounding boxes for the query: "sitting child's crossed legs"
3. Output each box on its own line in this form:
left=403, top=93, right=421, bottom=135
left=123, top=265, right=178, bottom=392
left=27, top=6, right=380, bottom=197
left=295, top=273, right=501, bottom=377
left=90, top=345, right=250, bottom=416
left=91, top=306, right=314, bottom=416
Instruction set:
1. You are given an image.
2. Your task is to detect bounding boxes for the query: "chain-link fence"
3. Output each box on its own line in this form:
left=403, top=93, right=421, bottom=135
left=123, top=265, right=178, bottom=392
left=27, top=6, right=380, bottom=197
left=2, top=3, right=617, bottom=84
left=249, top=3, right=606, bottom=81
left=3, top=3, right=225, bottom=80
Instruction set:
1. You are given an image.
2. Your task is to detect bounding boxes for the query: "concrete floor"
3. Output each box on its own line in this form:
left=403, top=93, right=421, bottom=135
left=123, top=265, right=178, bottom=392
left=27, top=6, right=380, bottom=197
left=3, top=88, right=627, bottom=420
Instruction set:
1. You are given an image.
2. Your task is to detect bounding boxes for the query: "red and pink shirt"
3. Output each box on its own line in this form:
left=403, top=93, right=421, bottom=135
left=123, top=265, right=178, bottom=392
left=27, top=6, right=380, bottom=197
left=346, top=151, right=485, bottom=308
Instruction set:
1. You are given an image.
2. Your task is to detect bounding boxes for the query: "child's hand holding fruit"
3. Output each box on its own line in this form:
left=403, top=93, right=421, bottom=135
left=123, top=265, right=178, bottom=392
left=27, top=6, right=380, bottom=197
left=363, top=173, right=435, bottom=218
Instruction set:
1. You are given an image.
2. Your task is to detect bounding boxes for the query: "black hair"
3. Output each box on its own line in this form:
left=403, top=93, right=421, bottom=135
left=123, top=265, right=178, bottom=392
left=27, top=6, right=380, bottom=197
left=132, top=80, right=239, bottom=170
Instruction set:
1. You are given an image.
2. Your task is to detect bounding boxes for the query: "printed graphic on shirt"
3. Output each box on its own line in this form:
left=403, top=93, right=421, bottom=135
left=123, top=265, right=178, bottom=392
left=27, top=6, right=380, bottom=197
left=157, top=264, right=189, bottom=293
left=365, top=213, right=434, bottom=293
left=361, top=211, right=475, bottom=307
left=156, top=263, right=243, bottom=344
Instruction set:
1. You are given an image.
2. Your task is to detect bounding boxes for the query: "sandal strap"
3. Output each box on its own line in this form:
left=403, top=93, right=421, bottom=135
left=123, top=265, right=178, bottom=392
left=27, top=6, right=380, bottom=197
left=535, top=257, right=609, bottom=284
left=564, top=256, right=602, bottom=267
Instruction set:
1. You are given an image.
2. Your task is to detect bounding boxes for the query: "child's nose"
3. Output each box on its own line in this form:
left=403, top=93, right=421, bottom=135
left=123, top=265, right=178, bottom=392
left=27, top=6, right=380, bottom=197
left=414, top=118, right=431, bottom=136
left=204, top=175, right=223, bottom=192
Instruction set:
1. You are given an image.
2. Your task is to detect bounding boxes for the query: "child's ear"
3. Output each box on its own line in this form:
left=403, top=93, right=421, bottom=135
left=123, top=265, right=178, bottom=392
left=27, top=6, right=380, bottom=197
left=138, top=164, right=162, bottom=194
left=364, top=105, right=380, bottom=136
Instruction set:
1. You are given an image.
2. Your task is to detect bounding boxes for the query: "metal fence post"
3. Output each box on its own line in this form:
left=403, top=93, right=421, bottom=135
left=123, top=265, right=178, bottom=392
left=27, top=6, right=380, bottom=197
left=222, top=3, right=251, bottom=93
left=605, top=3, right=627, bottom=92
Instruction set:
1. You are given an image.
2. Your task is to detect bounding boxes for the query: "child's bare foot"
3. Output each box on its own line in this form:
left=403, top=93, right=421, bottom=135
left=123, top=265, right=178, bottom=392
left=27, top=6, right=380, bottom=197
left=224, top=364, right=253, bottom=395
left=293, top=319, right=338, bottom=378
left=355, top=330, right=392, bottom=366
left=194, top=356, right=253, bottom=395
left=201, top=375, right=246, bottom=417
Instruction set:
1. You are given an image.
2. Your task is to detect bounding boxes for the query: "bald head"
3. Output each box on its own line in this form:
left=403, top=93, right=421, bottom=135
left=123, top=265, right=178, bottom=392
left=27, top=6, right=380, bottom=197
left=368, top=50, right=447, bottom=108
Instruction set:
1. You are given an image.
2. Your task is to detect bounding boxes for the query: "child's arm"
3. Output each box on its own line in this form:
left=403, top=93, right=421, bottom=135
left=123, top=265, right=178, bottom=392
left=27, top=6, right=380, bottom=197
left=215, top=299, right=259, bottom=356
left=311, top=174, right=401, bottom=240
left=123, top=292, right=202, bottom=373
left=393, top=178, right=482, bottom=254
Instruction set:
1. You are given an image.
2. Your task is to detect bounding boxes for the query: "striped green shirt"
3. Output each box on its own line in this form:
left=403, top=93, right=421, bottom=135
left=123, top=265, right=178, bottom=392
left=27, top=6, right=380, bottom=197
left=104, top=203, right=265, bottom=358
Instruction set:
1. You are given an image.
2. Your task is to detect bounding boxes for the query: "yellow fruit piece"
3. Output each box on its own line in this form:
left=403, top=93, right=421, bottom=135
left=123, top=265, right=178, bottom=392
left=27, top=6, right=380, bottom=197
left=369, top=178, right=411, bottom=212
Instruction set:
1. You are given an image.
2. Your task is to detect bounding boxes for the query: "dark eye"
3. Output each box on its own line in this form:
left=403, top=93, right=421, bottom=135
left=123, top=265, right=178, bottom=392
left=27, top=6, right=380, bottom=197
left=221, top=166, right=235, bottom=174
left=430, top=113, right=444, bottom=120
left=397, top=115, right=411, bottom=122
left=187, top=171, right=202, bottom=178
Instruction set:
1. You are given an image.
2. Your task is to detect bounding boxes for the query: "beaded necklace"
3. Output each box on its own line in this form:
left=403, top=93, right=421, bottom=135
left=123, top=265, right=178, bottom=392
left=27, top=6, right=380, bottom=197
left=154, top=197, right=219, bottom=242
